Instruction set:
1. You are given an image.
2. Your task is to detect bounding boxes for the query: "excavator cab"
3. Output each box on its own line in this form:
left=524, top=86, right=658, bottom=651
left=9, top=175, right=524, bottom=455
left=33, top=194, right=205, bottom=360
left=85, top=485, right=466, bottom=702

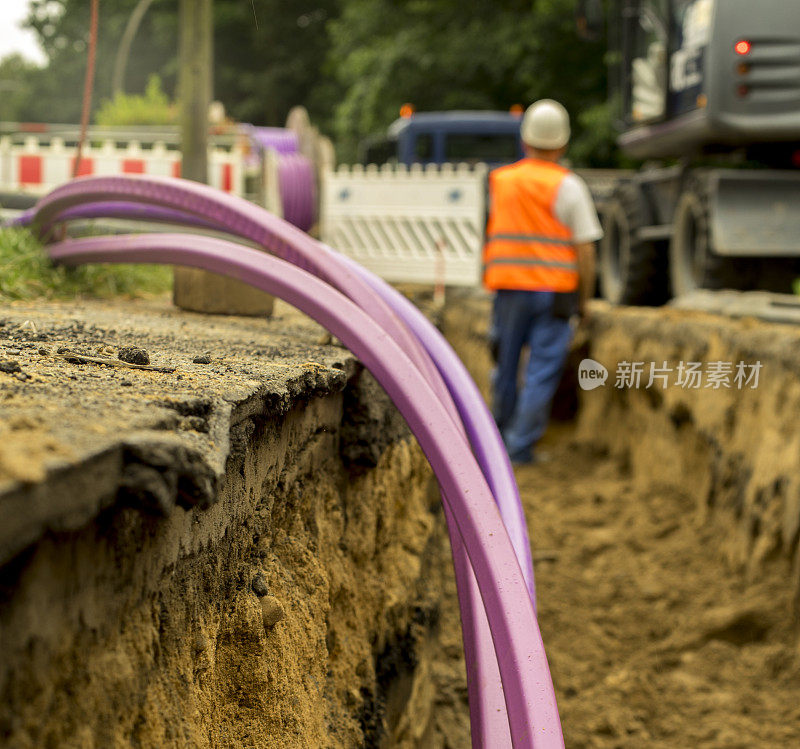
left=592, top=0, right=800, bottom=304
left=612, top=0, right=800, bottom=159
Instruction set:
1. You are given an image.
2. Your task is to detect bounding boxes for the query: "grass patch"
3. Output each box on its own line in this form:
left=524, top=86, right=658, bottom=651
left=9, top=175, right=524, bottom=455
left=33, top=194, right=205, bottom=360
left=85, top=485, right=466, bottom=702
left=0, top=228, right=172, bottom=301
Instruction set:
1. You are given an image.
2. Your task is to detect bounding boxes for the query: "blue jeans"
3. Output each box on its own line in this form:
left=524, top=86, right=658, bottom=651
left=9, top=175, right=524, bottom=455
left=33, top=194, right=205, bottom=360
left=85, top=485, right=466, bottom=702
left=491, top=289, right=573, bottom=463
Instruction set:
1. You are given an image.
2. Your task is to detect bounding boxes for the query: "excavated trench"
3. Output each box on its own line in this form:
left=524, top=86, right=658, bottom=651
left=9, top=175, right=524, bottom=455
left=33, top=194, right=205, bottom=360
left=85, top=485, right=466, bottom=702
left=0, top=298, right=468, bottom=748
left=443, top=294, right=800, bottom=748
left=4, top=291, right=800, bottom=747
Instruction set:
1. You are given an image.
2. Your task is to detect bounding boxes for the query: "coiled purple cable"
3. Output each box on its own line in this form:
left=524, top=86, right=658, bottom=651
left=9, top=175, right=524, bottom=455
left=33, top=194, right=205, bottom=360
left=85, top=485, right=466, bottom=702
left=277, top=153, right=317, bottom=232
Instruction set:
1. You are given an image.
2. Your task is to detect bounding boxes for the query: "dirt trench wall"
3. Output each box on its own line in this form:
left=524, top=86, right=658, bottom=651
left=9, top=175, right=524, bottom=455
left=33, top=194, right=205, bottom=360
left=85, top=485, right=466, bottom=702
left=442, top=294, right=800, bottom=609
left=0, top=301, right=468, bottom=749
left=576, top=306, right=800, bottom=603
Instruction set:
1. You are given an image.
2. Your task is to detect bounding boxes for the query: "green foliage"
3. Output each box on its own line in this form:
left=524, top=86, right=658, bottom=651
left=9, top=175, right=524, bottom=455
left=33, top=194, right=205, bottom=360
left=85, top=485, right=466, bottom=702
left=569, top=94, right=635, bottom=168
left=213, top=0, right=340, bottom=127
left=327, top=0, right=608, bottom=164
left=18, top=0, right=339, bottom=130
left=0, top=228, right=172, bottom=300
left=95, top=75, right=177, bottom=126
left=14, top=0, right=620, bottom=165
left=20, top=0, right=178, bottom=123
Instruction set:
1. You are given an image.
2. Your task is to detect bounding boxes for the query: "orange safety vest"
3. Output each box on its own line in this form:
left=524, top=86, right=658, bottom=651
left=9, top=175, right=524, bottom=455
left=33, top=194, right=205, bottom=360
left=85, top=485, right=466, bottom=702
left=483, top=158, right=578, bottom=292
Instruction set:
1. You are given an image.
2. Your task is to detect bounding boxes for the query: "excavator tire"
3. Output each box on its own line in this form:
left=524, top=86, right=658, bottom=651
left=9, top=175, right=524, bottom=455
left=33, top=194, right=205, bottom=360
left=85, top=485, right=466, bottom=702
left=599, top=181, right=669, bottom=306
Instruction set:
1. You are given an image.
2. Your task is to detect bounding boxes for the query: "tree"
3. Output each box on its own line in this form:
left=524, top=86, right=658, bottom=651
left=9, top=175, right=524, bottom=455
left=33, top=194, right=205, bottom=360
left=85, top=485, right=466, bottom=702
left=327, top=0, right=608, bottom=164
left=18, top=0, right=341, bottom=131
left=13, top=0, right=616, bottom=165
left=22, top=0, right=177, bottom=123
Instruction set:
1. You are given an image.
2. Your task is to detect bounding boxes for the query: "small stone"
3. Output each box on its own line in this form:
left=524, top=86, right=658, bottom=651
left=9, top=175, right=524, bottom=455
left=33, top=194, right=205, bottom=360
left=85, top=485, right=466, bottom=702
left=38, top=348, right=49, bottom=356
left=118, top=346, right=150, bottom=365
left=56, top=346, right=70, bottom=354
left=193, top=632, right=209, bottom=653
left=251, top=573, right=269, bottom=597
left=260, top=596, right=285, bottom=629
left=120, top=380, right=133, bottom=387
left=193, top=355, right=212, bottom=364
left=0, top=360, right=22, bottom=374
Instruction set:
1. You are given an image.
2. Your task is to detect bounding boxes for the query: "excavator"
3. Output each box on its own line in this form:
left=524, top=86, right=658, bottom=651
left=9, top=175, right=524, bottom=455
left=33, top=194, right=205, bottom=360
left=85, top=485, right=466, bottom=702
left=577, top=0, right=800, bottom=303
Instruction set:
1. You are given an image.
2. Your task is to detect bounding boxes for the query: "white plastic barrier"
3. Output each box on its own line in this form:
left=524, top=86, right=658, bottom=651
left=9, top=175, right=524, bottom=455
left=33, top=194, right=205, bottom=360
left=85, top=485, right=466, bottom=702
left=321, top=162, right=488, bottom=287
left=0, top=135, right=246, bottom=197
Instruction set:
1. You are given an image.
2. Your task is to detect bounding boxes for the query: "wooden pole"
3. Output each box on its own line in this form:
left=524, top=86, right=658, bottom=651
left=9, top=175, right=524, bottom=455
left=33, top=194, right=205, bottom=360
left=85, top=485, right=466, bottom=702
left=178, top=0, right=212, bottom=184
left=173, top=0, right=274, bottom=316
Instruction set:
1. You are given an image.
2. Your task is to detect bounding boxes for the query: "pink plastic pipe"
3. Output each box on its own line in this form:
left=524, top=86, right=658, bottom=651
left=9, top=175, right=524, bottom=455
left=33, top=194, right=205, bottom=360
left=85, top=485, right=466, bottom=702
left=46, top=232, right=563, bottom=748
left=27, top=179, right=532, bottom=743
left=30, top=177, right=536, bottom=598
left=27, top=193, right=513, bottom=743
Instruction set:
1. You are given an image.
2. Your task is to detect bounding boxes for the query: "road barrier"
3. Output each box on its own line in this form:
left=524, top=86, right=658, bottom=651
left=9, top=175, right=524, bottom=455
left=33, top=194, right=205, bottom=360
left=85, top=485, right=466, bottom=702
left=321, top=162, right=488, bottom=287
left=0, top=135, right=245, bottom=197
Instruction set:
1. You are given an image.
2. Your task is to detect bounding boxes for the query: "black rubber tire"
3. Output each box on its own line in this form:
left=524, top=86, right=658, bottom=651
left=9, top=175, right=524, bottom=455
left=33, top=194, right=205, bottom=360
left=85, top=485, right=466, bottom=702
left=669, top=173, right=750, bottom=297
left=599, top=182, right=669, bottom=306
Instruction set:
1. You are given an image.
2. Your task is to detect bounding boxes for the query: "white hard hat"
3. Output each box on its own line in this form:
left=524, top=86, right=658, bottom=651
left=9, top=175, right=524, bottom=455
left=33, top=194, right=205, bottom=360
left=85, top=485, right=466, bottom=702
left=521, top=99, right=571, bottom=150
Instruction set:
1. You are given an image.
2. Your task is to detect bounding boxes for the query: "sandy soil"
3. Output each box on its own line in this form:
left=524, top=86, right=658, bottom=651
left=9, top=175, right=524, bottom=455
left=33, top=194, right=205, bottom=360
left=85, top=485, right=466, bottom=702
left=5, top=289, right=800, bottom=746
left=0, top=296, right=472, bottom=748
left=525, top=425, right=800, bottom=748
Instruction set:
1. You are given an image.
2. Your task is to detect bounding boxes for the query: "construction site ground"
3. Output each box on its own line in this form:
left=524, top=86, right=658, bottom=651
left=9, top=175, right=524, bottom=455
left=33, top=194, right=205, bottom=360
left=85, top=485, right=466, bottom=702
left=523, top=425, right=800, bottom=748
left=2, top=293, right=800, bottom=746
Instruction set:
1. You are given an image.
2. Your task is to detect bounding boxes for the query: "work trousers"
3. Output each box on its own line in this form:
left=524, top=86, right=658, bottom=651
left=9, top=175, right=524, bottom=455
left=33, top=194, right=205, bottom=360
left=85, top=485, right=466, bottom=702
left=491, top=289, right=573, bottom=464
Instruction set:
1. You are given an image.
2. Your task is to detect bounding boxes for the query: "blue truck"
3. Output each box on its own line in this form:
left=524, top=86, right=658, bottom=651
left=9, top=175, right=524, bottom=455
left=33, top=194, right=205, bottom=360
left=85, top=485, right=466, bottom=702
left=358, top=110, right=525, bottom=167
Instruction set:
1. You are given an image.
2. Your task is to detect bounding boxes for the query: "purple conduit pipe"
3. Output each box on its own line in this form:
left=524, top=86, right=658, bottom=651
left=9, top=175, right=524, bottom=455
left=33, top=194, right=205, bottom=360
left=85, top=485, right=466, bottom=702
left=19, top=194, right=514, bottom=744
left=12, top=193, right=516, bottom=743
left=22, top=177, right=548, bottom=743
left=46, top=233, right=563, bottom=748
left=6, top=207, right=35, bottom=227
left=334, top=252, right=535, bottom=600
left=27, top=176, right=535, bottom=593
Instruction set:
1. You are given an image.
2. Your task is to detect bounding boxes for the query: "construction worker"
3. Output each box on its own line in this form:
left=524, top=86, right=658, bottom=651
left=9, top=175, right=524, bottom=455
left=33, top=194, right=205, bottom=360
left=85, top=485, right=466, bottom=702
left=484, top=99, right=602, bottom=465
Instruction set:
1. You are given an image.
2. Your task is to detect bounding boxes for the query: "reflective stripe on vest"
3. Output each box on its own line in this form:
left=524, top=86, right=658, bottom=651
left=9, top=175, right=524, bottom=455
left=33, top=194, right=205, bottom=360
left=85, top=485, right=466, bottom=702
left=483, top=159, right=578, bottom=292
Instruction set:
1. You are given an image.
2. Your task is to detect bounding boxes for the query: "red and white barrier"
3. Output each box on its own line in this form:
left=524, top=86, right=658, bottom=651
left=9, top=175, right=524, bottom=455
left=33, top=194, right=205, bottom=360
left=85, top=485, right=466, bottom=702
left=0, top=135, right=245, bottom=197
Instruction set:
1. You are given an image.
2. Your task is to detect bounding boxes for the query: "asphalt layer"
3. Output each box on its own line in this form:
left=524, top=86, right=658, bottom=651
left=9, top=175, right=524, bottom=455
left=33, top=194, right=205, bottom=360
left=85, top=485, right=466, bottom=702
left=0, top=296, right=356, bottom=567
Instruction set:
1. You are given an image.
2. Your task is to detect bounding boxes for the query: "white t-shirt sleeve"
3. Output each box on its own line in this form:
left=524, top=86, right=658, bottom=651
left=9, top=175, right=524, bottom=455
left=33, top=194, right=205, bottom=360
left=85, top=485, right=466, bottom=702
left=553, top=173, right=604, bottom=244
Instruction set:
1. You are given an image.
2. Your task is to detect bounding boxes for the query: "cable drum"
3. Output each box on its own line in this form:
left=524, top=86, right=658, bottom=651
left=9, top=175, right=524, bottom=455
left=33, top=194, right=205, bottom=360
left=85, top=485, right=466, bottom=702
left=276, top=153, right=317, bottom=232
left=246, top=125, right=300, bottom=156
left=241, top=126, right=316, bottom=231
